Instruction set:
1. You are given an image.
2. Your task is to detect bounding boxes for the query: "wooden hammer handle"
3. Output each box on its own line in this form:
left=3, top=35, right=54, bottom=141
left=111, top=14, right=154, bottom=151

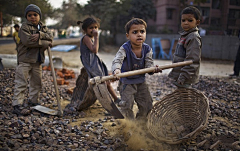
left=89, top=60, right=193, bottom=85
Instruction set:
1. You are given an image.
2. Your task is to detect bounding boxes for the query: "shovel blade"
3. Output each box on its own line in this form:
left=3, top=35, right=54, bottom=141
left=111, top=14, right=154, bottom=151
left=31, top=105, right=58, bottom=115
left=93, top=83, right=124, bottom=119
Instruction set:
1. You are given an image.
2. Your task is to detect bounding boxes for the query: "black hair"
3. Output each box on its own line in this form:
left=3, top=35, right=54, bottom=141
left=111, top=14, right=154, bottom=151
left=181, top=6, right=201, bottom=20
left=77, top=17, right=100, bottom=32
left=124, top=18, right=147, bottom=34
left=14, top=24, right=19, bottom=28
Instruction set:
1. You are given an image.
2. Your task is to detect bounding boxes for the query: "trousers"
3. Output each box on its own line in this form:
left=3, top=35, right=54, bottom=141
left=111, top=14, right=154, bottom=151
left=118, top=81, right=153, bottom=120
left=13, top=62, right=42, bottom=106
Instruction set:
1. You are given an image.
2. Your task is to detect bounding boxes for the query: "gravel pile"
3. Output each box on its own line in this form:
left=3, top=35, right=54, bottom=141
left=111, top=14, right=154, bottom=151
left=0, top=69, right=239, bottom=151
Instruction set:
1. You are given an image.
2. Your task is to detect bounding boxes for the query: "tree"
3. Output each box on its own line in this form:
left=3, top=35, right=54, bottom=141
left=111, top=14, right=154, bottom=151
left=53, top=0, right=85, bottom=29
left=82, top=0, right=156, bottom=45
left=0, top=0, right=53, bottom=25
left=128, top=0, right=156, bottom=21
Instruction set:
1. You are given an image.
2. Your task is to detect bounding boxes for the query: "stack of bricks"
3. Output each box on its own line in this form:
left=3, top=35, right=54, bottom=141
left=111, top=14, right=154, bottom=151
left=56, top=68, right=75, bottom=85
left=42, top=66, right=75, bottom=85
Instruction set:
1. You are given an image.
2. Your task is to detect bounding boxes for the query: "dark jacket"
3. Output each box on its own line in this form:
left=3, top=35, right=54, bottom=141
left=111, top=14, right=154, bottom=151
left=168, top=27, right=202, bottom=84
left=18, top=21, right=53, bottom=64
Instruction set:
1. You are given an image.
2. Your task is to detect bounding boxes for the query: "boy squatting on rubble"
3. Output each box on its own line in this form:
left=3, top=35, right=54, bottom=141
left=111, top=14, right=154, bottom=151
left=168, top=6, right=202, bottom=88
left=111, top=18, right=162, bottom=120
left=12, top=4, right=53, bottom=115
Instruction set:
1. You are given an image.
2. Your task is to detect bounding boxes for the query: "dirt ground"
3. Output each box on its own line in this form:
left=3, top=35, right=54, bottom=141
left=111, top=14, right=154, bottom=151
left=0, top=40, right=239, bottom=151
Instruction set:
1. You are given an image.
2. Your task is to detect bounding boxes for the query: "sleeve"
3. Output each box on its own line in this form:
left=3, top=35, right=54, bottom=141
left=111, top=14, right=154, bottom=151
left=19, top=23, right=50, bottom=48
left=179, top=36, right=201, bottom=80
left=39, top=26, right=53, bottom=41
left=145, top=48, right=154, bottom=68
left=111, top=46, right=126, bottom=73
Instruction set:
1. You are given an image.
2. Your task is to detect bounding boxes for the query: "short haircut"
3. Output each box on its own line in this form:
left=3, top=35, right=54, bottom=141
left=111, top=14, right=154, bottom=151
left=181, top=6, right=201, bottom=20
left=125, top=18, right=147, bottom=34
left=77, top=17, right=100, bottom=32
left=14, top=24, right=19, bottom=28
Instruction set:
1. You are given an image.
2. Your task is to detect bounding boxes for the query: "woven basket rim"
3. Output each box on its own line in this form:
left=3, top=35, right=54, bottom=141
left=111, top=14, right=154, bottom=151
left=147, top=88, right=210, bottom=144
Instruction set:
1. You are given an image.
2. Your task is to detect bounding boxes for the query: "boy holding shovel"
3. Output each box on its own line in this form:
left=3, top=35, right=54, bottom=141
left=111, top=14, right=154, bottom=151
left=12, top=4, right=53, bottom=115
left=112, top=18, right=161, bottom=120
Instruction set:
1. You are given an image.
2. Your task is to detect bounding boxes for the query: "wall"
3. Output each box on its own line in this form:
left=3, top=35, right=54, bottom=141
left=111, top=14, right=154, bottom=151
left=115, top=34, right=239, bottom=61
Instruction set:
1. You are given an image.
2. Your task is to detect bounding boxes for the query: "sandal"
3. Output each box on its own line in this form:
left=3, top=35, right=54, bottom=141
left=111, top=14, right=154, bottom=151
left=13, top=105, right=31, bottom=116
left=28, top=101, right=40, bottom=107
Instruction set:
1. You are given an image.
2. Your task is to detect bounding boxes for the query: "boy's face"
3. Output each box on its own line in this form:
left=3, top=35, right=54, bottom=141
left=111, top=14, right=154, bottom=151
left=15, top=27, right=19, bottom=32
left=181, top=14, right=200, bottom=31
left=26, top=11, right=40, bottom=25
left=126, top=24, right=146, bottom=46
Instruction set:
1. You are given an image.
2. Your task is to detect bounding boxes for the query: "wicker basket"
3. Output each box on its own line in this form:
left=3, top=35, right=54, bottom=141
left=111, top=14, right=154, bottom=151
left=147, top=88, right=210, bottom=144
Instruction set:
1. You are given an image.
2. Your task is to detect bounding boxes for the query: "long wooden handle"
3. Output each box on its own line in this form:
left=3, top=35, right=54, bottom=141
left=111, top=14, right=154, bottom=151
left=89, top=60, right=193, bottom=85
left=47, top=47, right=63, bottom=116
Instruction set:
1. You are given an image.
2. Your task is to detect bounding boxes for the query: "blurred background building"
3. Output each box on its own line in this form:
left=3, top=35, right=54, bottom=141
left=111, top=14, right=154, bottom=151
left=148, top=0, right=240, bottom=36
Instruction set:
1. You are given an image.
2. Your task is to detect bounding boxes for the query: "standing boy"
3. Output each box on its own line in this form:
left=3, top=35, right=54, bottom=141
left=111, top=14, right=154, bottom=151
left=13, top=24, right=20, bottom=51
left=112, top=18, right=161, bottom=120
left=13, top=4, right=53, bottom=115
left=168, top=6, right=202, bottom=88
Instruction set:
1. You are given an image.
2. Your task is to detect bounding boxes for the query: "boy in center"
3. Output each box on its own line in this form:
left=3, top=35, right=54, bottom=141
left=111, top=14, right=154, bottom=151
left=112, top=18, right=161, bottom=120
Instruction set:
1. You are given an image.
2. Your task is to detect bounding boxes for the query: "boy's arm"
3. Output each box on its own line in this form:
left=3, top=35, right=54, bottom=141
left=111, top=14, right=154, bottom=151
left=112, top=46, right=126, bottom=74
left=179, top=37, right=201, bottom=83
left=13, top=33, right=17, bottom=43
left=145, top=48, right=154, bottom=68
left=19, top=23, right=51, bottom=48
left=38, top=26, right=53, bottom=41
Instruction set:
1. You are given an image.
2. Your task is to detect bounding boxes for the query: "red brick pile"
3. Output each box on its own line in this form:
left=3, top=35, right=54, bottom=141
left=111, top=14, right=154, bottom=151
left=43, top=66, right=75, bottom=86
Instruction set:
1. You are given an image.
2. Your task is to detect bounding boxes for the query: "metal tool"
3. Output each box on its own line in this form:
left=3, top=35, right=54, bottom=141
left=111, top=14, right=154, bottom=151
left=31, top=105, right=58, bottom=115
left=31, top=47, right=63, bottom=116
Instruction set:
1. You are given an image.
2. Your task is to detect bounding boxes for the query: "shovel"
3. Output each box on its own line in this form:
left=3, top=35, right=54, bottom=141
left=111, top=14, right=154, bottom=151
left=31, top=47, right=63, bottom=116
left=89, top=60, right=193, bottom=119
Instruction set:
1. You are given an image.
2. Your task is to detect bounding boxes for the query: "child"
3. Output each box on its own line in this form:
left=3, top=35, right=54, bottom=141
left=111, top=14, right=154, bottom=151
left=111, top=18, right=161, bottom=120
left=13, top=24, right=20, bottom=51
left=77, top=17, right=120, bottom=104
left=12, top=4, right=53, bottom=115
left=168, top=6, right=202, bottom=88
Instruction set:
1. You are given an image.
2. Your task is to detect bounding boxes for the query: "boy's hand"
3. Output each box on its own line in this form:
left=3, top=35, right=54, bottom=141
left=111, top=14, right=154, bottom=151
left=113, top=69, right=121, bottom=81
left=30, top=33, right=39, bottom=42
left=153, top=65, right=162, bottom=73
left=49, top=42, right=53, bottom=48
left=177, top=76, right=186, bottom=85
left=114, top=69, right=121, bottom=75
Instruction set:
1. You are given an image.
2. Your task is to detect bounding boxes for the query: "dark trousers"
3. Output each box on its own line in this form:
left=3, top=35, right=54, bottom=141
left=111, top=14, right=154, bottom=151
left=233, top=44, right=240, bottom=76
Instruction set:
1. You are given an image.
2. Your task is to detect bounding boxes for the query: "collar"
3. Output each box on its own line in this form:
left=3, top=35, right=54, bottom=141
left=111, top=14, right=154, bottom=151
left=26, top=20, right=45, bottom=27
left=179, top=27, right=199, bottom=36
